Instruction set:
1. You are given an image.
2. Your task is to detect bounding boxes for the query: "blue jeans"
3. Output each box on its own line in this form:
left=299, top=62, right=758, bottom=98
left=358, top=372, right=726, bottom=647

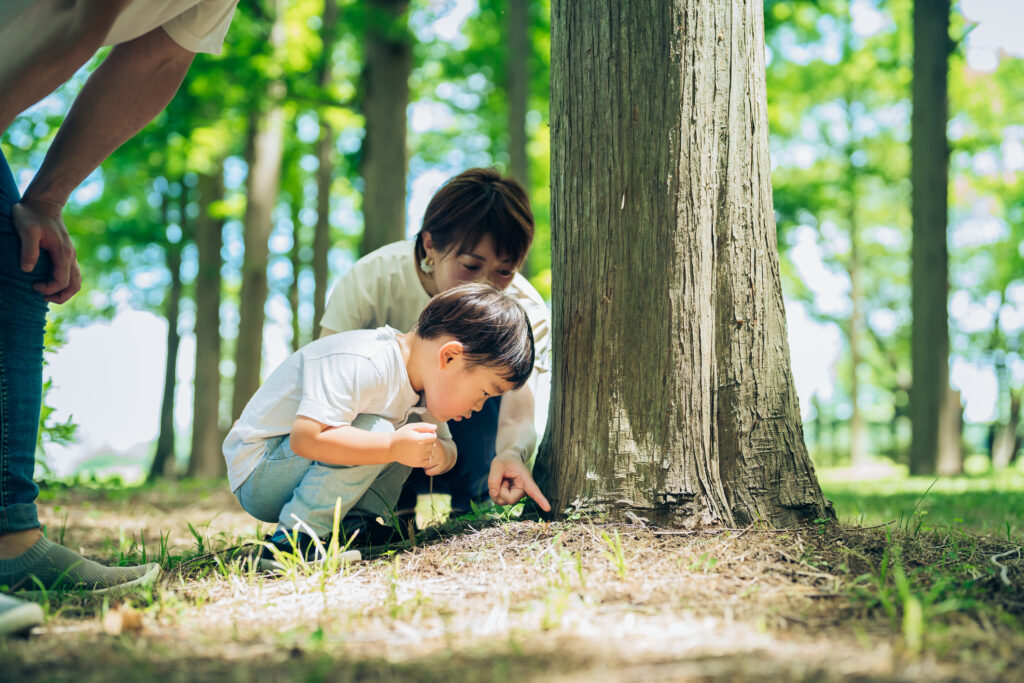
left=400, top=395, right=501, bottom=511
left=235, top=414, right=412, bottom=538
left=0, top=150, right=49, bottom=535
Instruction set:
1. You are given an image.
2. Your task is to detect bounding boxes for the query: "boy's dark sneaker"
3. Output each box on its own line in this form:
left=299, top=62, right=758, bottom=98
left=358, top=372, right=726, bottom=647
left=257, top=532, right=361, bottom=573
left=339, top=511, right=414, bottom=548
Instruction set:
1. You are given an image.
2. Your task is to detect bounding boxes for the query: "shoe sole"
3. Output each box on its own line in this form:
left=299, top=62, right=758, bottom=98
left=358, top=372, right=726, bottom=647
left=15, top=563, right=161, bottom=600
left=0, top=601, right=44, bottom=637
left=258, top=549, right=362, bottom=574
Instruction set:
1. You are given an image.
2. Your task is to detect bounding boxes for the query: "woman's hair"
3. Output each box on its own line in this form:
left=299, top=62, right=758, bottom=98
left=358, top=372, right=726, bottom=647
left=414, top=168, right=534, bottom=266
left=414, top=282, right=535, bottom=390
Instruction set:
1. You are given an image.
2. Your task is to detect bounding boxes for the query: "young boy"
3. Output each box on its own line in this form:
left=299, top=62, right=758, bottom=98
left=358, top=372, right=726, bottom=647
left=223, top=282, right=536, bottom=567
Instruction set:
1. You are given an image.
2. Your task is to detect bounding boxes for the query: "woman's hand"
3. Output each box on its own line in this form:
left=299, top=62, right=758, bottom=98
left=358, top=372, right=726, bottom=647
left=487, top=452, right=551, bottom=511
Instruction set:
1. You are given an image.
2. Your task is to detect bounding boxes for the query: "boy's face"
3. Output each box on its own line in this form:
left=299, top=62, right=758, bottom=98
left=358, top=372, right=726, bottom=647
left=426, top=233, right=519, bottom=293
left=425, top=357, right=516, bottom=422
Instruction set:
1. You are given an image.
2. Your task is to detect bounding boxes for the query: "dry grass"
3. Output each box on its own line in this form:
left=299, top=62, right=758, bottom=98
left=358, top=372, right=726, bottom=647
left=1, top=480, right=1021, bottom=682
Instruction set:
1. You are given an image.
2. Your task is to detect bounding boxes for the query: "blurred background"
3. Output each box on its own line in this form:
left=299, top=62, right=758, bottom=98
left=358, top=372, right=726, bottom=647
left=2, top=0, right=1021, bottom=499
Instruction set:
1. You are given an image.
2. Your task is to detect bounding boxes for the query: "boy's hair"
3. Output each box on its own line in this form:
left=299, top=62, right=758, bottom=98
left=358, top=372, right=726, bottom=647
left=414, top=282, right=535, bottom=390
left=414, top=168, right=534, bottom=267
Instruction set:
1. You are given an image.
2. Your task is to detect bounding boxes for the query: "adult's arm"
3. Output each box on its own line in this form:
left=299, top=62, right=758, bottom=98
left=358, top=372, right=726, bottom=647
left=494, top=382, right=538, bottom=465
left=0, top=0, right=133, bottom=132
left=13, top=26, right=196, bottom=303
left=488, top=379, right=551, bottom=511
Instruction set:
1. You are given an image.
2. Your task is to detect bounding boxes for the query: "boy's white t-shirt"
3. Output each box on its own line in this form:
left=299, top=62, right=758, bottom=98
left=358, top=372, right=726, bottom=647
left=223, top=326, right=450, bottom=492
left=1, top=0, right=238, bottom=54
left=319, top=240, right=551, bottom=373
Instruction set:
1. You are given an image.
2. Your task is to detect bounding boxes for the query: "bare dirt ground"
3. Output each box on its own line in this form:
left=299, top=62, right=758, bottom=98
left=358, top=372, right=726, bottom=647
left=1, top=481, right=1021, bottom=682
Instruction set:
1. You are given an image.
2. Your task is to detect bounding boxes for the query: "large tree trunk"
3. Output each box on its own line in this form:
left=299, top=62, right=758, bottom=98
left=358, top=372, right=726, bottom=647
left=188, top=169, right=227, bottom=478
left=150, top=189, right=184, bottom=482
left=232, top=9, right=287, bottom=420
left=909, top=0, right=951, bottom=475
left=360, top=0, right=410, bottom=256
left=537, top=0, right=829, bottom=527
left=314, top=0, right=340, bottom=334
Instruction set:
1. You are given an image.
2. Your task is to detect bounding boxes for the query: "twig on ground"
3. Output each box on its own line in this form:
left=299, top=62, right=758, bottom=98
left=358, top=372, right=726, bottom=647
left=991, top=548, right=1022, bottom=587
left=841, top=521, right=896, bottom=531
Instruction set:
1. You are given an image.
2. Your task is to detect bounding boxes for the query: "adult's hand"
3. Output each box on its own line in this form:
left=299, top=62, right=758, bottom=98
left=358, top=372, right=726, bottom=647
left=487, top=452, right=551, bottom=511
left=11, top=198, right=82, bottom=304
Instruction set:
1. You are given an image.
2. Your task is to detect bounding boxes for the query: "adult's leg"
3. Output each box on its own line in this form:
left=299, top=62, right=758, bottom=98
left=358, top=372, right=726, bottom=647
left=0, top=150, right=158, bottom=596
left=401, top=396, right=501, bottom=514
left=0, top=150, right=46, bottom=540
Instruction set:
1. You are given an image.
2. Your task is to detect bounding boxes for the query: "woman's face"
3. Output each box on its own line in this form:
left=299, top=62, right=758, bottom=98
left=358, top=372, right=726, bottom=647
left=424, top=233, right=519, bottom=293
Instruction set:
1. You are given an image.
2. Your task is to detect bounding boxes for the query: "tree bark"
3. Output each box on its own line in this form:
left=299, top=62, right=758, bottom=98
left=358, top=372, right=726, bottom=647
left=314, top=0, right=340, bottom=334
left=150, top=189, right=184, bottom=482
left=537, top=0, right=829, bottom=527
left=232, top=8, right=287, bottom=420
left=360, top=0, right=410, bottom=256
left=909, top=0, right=952, bottom=475
left=188, top=169, right=227, bottom=478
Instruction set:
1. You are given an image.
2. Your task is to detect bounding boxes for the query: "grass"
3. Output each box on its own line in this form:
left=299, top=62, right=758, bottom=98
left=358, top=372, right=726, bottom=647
left=819, top=465, right=1024, bottom=538
left=1, top=470, right=1021, bottom=681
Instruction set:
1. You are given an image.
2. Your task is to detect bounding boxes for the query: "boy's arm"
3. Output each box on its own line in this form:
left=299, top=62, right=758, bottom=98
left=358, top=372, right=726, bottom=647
left=423, top=437, right=456, bottom=477
left=290, top=415, right=438, bottom=468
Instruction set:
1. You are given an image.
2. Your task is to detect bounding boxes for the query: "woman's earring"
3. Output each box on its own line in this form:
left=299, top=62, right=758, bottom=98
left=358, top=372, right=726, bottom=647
left=420, top=256, right=434, bottom=274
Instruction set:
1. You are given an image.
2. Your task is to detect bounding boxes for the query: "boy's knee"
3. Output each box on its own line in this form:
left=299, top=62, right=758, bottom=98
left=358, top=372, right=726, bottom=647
left=350, top=414, right=394, bottom=433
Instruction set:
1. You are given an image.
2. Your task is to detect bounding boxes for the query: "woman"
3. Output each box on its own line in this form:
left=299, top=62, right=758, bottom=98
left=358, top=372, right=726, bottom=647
left=320, top=168, right=551, bottom=532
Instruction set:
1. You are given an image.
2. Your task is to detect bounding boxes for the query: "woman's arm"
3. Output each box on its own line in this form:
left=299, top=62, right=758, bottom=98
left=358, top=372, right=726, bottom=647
left=494, top=382, right=538, bottom=465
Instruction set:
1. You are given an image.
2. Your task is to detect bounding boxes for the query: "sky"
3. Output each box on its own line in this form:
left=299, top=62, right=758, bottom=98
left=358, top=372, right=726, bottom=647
left=33, top=0, right=1024, bottom=478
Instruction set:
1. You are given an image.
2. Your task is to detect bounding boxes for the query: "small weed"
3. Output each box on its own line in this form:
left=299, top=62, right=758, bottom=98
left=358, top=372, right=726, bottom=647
left=688, top=552, right=718, bottom=573
left=600, top=529, right=629, bottom=579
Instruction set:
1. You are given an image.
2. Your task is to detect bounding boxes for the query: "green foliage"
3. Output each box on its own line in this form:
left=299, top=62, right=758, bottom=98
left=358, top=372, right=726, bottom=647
left=767, top=0, right=914, bottom=453
left=36, top=320, right=77, bottom=475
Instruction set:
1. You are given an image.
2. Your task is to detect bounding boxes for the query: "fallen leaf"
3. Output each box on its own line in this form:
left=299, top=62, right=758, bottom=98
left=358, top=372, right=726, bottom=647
left=102, top=603, right=143, bottom=636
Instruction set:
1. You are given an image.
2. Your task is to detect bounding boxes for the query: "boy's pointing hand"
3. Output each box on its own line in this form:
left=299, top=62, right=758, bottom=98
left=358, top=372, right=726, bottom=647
left=390, top=422, right=438, bottom=468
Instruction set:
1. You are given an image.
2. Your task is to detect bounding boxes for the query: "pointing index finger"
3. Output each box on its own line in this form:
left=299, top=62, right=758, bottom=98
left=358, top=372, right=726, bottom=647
left=523, top=478, right=551, bottom=512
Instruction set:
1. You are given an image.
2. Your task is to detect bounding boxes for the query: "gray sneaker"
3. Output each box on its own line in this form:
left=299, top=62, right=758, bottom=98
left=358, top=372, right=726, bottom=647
left=0, top=593, right=43, bottom=637
left=0, top=536, right=160, bottom=597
